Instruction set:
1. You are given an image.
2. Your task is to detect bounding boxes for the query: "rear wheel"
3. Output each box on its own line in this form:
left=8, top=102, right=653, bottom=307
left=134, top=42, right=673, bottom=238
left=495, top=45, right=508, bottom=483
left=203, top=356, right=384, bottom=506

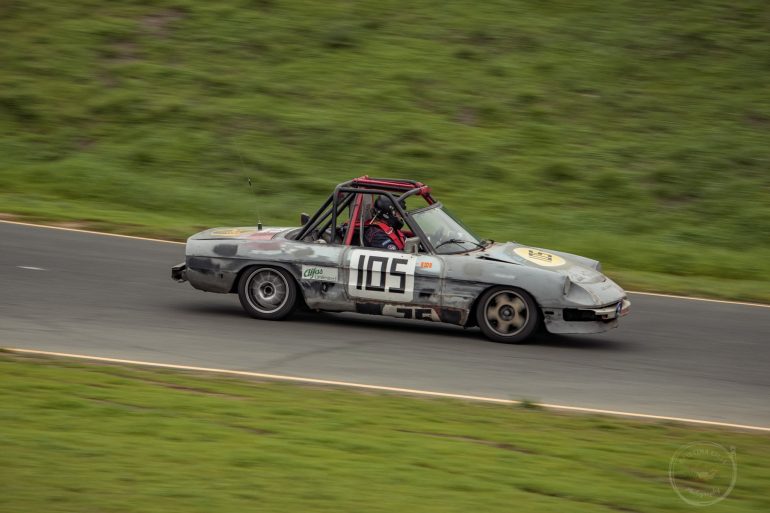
left=238, top=267, right=297, bottom=320
left=476, top=286, right=539, bottom=343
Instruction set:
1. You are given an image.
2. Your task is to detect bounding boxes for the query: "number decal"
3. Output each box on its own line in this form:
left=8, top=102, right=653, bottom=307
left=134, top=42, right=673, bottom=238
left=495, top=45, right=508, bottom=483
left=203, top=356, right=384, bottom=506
left=355, top=254, right=365, bottom=290
left=349, top=250, right=417, bottom=301
left=384, top=305, right=441, bottom=321
left=366, top=256, right=388, bottom=292
left=395, top=307, right=432, bottom=320
left=389, top=258, right=408, bottom=294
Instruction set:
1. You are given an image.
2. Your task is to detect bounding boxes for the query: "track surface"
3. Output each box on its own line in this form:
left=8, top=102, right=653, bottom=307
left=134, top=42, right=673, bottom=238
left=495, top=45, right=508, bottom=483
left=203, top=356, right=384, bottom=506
left=1, top=221, right=769, bottom=427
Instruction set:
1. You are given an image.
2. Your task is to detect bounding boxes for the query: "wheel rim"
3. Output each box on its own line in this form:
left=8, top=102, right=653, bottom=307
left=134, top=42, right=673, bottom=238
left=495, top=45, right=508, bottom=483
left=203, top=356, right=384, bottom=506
left=245, top=268, right=289, bottom=314
left=483, top=290, right=529, bottom=337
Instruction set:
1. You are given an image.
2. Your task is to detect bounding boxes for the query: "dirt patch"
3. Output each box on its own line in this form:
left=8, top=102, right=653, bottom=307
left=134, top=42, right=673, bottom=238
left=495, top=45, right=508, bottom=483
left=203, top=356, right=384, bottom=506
left=396, top=429, right=539, bottom=455
left=745, top=111, right=769, bottom=127
left=75, top=395, right=154, bottom=412
left=141, top=8, right=186, bottom=38
left=455, top=106, right=477, bottom=126
left=125, top=375, right=252, bottom=400
left=110, top=41, right=139, bottom=63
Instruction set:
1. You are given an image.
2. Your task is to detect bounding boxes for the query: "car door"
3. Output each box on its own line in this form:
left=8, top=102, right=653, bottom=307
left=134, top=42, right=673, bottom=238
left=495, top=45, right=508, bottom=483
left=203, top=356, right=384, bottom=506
left=342, top=247, right=444, bottom=321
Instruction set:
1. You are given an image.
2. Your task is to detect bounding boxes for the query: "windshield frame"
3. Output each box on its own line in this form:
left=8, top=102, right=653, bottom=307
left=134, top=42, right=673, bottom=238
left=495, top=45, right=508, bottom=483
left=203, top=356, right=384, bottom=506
left=406, top=202, right=485, bottom=255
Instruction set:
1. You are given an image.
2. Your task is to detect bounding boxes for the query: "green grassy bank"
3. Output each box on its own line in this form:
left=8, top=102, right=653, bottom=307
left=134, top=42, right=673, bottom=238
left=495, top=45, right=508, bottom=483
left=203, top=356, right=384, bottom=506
left=1, top=353, right=769, bottom=512
left=1, top=1, right=768, bottom=300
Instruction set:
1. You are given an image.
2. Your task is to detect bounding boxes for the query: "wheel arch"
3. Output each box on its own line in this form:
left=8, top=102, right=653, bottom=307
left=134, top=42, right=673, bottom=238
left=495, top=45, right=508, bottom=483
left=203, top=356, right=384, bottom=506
left=452, top=260, right=563, bottom=329
left=464, top=283, right=544, bottom=328
left=471, top=284, right=543, bottom=343
left=229, top=262, right=310, bottom=309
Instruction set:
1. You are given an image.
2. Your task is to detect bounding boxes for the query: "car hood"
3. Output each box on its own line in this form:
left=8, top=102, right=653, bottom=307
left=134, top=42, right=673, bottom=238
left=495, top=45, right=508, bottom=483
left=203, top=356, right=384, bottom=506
left=480, top=242, right=606, bottom=284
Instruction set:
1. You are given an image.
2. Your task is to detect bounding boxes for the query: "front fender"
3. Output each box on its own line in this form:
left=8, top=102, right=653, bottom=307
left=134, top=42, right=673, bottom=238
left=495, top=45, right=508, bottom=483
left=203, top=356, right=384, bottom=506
left=443, top=257, right=566, bottom=310
left=444, top=255, right=623, bottom=310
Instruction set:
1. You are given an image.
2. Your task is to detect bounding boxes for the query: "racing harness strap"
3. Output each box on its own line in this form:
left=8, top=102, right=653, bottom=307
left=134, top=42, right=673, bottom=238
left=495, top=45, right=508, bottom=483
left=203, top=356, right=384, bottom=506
left=368, top=220, right=406, bottom=250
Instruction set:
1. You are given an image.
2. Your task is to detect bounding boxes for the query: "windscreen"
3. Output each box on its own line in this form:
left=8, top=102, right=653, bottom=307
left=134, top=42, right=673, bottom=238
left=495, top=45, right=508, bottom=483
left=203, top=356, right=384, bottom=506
left=410, top=205, right=483, bottom=254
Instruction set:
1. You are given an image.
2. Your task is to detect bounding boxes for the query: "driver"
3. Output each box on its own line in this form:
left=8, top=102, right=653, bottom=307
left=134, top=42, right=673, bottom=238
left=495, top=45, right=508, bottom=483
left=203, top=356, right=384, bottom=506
left=364, top=196, right=407, bottom=251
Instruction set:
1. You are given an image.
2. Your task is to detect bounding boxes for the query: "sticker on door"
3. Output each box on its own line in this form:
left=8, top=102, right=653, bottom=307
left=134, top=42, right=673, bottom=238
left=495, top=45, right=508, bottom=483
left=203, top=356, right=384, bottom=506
left=348, top=249, right=417, bottom=301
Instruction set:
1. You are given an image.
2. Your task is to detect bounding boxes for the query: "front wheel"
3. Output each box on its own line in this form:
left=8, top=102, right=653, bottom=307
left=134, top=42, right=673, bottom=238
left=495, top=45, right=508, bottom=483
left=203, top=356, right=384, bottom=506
left=476, top=286, right=540, bottom=343
left=238, top=266, right=298, bottom=320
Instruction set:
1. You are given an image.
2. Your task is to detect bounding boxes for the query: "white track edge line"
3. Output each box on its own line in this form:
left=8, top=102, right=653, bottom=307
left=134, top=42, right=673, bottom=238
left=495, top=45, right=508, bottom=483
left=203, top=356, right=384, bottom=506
left=624, top=290, right=768, bottom=308
left=6, top=348, right=769, bottom=433
left=2, top=219, right=767, bottom=308
left=0, top=219, right=184, bottom=245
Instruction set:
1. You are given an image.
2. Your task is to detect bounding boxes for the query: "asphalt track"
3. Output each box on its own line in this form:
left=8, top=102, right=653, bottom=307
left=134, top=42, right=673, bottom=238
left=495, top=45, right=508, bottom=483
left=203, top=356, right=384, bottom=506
left=1, top=221, right=769, bottom=428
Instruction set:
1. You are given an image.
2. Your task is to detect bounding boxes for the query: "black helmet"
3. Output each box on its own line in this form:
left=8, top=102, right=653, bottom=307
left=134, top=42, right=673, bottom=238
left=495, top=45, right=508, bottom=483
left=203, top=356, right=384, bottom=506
left=373, top=196, right=405, bottom=230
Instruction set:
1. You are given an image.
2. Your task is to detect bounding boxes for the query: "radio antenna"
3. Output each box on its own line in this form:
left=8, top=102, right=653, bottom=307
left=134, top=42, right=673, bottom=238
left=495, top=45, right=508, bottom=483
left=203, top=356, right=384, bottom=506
left=235, top=146, right=262, bottom=231
left=247, top=177, right=263, bottom=231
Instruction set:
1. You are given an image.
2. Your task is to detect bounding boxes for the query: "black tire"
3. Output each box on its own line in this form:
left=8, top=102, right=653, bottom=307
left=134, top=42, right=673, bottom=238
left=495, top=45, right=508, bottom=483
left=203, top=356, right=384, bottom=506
left=476, top=286, right=540, bottom=344
left=237, top=266, right=298, bottom=320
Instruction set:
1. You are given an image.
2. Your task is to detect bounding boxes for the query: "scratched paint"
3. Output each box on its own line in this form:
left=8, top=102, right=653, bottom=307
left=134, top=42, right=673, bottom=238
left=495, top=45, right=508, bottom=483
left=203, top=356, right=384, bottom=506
left=177, top=225, right=629, bottom=335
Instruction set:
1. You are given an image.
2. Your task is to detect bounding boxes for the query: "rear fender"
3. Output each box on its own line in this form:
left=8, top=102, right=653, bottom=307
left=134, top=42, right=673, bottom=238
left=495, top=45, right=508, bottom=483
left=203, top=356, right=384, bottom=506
left=228, top=261, right=301, bottom=293
left=229, top=261, right=312, bottom=311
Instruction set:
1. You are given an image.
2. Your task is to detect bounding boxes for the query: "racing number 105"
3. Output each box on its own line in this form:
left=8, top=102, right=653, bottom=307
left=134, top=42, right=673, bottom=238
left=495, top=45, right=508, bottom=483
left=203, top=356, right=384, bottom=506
left=354, top=254, right=408, bottom=294
left=348, top=249, right=416, bottom=301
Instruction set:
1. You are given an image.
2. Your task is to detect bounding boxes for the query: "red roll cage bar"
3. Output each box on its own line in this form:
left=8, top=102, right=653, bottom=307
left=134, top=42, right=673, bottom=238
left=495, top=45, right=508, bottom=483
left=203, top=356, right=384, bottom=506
left=295, top=176, right=436, bottom=247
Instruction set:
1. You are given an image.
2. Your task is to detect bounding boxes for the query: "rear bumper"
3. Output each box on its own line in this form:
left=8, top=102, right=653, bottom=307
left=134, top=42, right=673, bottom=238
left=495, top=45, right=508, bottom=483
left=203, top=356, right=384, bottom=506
left=171, top=263, right=187, bottom=282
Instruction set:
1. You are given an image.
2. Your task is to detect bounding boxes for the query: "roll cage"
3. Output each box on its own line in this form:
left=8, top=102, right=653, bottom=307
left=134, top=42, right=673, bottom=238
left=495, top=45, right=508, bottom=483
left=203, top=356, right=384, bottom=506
left=294, top=176, right=438, bottom=253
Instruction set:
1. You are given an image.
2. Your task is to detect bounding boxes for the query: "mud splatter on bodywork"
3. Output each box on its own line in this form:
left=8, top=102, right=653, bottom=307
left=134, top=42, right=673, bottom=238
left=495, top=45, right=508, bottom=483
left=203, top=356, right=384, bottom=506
left=177, top=226, right=629, bottom=335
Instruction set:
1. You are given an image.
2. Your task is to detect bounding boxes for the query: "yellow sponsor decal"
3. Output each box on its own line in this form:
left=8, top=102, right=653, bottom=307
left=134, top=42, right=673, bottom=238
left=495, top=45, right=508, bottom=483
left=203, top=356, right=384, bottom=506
left=210, top=228, right=255, bottom=237
left=513, top=247, right=566, bottom=267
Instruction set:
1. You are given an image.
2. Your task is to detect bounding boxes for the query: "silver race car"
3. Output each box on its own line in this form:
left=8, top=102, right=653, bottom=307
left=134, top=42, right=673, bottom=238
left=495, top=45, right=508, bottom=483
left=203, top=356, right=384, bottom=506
left=172, top=177, right=630, bottom=343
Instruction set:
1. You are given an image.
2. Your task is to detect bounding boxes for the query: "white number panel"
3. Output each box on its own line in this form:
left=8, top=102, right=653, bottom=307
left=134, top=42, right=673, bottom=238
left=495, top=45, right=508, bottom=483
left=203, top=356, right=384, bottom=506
left=348, top=249, right=417, bottom=302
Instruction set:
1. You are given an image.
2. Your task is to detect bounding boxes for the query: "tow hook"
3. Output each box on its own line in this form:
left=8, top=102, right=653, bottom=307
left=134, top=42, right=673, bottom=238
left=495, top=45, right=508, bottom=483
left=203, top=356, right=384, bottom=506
left=171, top=263, right=187, bottom=282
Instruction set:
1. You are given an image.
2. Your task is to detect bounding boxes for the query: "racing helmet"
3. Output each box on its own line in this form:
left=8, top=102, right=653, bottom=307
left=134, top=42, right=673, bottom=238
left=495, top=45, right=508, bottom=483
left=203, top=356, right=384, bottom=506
left=373, top=196, right=406, bottom=230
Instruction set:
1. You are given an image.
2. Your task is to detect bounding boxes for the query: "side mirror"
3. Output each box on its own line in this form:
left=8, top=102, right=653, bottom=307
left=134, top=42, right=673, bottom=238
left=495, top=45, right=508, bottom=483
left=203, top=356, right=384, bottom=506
left=404, top=237, right=421, bottom=254
left=300, top=213, right=310, bottom=226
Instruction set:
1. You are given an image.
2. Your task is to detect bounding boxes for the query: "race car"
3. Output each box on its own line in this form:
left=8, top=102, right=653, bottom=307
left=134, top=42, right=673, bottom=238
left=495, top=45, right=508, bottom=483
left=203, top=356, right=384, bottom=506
left=172, top=176, right=630, bottom=343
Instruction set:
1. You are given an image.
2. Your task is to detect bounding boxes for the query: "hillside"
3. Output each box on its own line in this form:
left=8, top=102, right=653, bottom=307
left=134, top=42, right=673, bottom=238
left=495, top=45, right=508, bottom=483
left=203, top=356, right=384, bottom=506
left=1, top=0, right=768, bottom=300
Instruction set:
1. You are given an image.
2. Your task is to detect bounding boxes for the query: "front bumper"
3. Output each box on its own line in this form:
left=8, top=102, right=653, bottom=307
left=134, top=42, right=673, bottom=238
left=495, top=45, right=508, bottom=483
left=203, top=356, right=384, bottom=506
left=171, top=262, right=187, bottom=282
left=564, top=298, right=631, bottom=322
left=542, top=298, right=630, bottom=334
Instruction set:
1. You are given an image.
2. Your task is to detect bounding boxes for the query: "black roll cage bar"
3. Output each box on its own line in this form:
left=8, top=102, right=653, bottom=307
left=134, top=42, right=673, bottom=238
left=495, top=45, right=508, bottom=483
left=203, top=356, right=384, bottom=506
left=295, top=178, right=436, bottom=253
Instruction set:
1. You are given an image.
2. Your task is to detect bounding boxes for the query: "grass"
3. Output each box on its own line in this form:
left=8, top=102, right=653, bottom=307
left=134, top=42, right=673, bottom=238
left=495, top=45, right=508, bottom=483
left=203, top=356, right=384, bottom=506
left=1, top=352, right=769, bottom=512
left=1, top=1, right=769, bottom=301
